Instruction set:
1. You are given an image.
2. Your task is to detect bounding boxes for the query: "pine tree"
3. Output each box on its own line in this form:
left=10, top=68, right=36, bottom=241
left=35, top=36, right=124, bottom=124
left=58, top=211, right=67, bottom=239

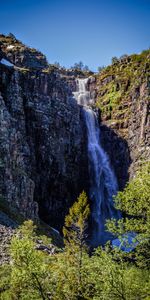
left=52, top=191, right=90, bottom=300
left=63, top=191, right=90, bottom=248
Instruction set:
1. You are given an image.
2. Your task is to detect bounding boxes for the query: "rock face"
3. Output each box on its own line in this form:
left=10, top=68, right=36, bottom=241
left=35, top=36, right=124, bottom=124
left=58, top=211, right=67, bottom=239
left=95, top=52, right=150, bottom=188
left=0, top=34, right=89, bottom=229
left=0, top=34, right=48, bottom=69
left=0, top=34, right=149, bottom=231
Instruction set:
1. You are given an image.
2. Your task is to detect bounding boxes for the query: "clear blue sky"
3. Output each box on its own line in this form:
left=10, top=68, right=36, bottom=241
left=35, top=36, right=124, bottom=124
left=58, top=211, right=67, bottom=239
left=0, top=0, right=150, bottom=71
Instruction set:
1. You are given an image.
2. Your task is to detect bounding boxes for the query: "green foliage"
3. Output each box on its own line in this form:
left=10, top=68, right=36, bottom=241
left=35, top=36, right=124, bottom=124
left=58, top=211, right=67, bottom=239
left=63, top=191, right=90, bottom=247
left=9, top=220, right=53, bottom=300
left=1, top=185, right=150, bottom=299
left=107, top=162, right=150, bottom=268
left=87, top=246, right=150, bottom=300
left=72, top=61, right=84, bottom=70
left=112, top=56, right=119, bottom=64
left=96, top=48, right=150, bottom=133
left=54, top=191, right=90, bottom=299
left=114, top=163, right=150, bottom=220
left=0, top=264, right=11, bottom=299
left=98, top=86, right=121, bottom=114
left=71, top=61, right=90, bottom=72
left=120, top=54, right=128, bottom=61
left=0, top=193, right=90, bottom=300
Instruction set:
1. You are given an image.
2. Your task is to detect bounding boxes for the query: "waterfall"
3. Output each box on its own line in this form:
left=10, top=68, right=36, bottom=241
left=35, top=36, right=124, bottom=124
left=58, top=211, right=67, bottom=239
left=74, top=78, right=119, bottom=246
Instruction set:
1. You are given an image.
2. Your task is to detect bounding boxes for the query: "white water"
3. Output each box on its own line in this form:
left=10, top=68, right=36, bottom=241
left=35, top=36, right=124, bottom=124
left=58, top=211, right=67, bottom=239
left=74, top=78, right=119, bottom=245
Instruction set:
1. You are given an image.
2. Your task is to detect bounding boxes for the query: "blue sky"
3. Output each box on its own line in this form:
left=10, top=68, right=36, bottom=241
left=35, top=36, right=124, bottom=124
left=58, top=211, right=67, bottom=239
left=0, top=0, right=150, bottom=71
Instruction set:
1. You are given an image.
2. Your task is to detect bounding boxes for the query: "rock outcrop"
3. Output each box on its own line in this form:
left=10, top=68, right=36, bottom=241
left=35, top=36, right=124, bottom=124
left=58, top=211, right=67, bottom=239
left=0, top=34, right=48, bottom=69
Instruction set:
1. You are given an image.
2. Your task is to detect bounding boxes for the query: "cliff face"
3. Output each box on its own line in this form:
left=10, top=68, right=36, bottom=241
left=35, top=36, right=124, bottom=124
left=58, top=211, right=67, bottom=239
left=0, top=34, right=149, bottom=230
left=95, top=52, right=150, bottom=188
left=0, top=34, right=48, bottom=69
left=0, top=35, right=89, bottom=229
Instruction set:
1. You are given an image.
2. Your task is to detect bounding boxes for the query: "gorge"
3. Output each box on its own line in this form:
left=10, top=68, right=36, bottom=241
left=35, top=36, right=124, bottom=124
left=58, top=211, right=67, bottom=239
left=0, top=34, right=149, bottom=246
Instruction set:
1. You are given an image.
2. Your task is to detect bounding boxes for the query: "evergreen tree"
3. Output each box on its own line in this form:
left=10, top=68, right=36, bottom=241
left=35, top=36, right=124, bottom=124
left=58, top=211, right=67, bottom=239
left=63, top=191, right=90, bottom=248
left=112, top=56, right=119, bottom=64
left=73, top=61, right=84, bottom=70
left=52, top=191, right=91, bottom=300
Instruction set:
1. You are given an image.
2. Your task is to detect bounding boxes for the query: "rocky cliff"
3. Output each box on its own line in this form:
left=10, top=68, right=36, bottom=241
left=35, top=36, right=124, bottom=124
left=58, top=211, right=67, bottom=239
left=0, top=34, right=90, bottom=229
left=95, top=52, right=150, bottom=188
left=0, top=34, right=149, bottom=231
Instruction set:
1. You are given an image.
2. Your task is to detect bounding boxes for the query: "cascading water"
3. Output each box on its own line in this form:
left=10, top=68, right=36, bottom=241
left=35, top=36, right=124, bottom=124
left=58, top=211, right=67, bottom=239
left=74, top=78, right=120, bottom=246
